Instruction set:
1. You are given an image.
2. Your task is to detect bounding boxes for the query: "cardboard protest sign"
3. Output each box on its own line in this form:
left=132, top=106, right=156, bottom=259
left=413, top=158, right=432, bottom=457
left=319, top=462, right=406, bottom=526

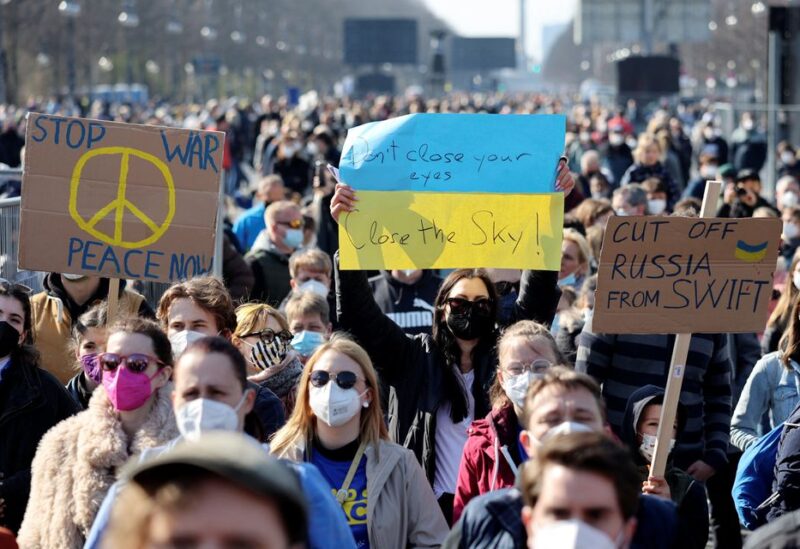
left=339, top=113, right=566, bottom=193
left=593, top=216, right=781, bottom=334
left=338, top=113, right=566, bottom=270
left=19, top=113, right=224, bottom=283
left=339, top=191, right=564, bottom=270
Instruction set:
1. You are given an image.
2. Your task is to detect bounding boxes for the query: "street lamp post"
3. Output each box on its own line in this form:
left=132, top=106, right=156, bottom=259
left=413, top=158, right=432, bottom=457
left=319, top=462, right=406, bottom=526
left=118, top=0, right=139, bottom=89
left=0, top=1, right=7, bottom=104
left=58, top=1, right=81, bottom=100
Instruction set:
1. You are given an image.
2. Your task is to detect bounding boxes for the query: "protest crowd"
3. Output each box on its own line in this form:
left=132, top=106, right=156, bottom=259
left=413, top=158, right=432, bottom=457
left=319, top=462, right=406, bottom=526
left=1, top=89, right=800, bottom=549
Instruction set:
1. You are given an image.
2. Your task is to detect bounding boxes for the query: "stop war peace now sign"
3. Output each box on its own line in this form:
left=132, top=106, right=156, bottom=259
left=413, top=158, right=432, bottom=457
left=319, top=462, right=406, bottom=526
left=19, top=113, right=224, bottom=282
left=338, top=113, right=566, bottom=270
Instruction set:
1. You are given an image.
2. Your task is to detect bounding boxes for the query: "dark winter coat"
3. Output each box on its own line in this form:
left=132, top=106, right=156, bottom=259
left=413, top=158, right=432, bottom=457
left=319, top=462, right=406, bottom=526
left=0, top=357, right=78, bottom=533
left=620, top=385, right=709, bottom=549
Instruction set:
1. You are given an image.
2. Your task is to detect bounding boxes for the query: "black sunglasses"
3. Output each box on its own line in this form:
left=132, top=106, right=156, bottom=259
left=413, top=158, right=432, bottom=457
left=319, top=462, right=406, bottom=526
left=98, top=352, right=164, bottom=374
left=445, top=297, right=493, bottom=315
left=309, top=370, right=360, bottom=390
left=239, top=328, right=293, bottom=343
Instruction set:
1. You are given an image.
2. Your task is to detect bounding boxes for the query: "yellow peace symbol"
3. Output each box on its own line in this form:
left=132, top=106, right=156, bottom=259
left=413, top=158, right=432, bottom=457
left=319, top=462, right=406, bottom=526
left=69, top=146, right=176, bottom=249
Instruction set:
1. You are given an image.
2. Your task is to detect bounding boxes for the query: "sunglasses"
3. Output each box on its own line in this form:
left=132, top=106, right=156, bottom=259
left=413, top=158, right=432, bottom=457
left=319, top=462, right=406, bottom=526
left=505, top=359, right=553, bottom=376
left=98, top=352, right=165, bottom=373
left=278, top=219, right=304, bottom=229
left=239, top=328, right=293, bottom=343
left=309, top=370, right=361, bottom=390
left=445, top=297, right=493, bottom=315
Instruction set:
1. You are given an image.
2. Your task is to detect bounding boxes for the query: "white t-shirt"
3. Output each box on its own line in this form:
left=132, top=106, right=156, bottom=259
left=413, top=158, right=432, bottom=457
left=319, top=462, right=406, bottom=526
left=433, top=368, right=475, bottom=498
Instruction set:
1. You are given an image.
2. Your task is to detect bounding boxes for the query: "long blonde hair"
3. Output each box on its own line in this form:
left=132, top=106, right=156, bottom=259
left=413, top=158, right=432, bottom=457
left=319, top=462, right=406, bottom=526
left=269, top=334, right=389, bottom=458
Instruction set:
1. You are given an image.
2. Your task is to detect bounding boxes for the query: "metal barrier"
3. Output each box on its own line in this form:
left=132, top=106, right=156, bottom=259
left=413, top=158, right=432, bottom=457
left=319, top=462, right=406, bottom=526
left=0, top=195, right=47, bottom=292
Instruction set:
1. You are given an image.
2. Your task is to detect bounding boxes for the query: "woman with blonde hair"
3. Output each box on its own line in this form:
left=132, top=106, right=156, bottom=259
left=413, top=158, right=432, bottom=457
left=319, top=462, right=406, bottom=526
left=270, top=335, right=448, bottom=548
left=233, top=302, right=302, bottom=415
left=559, top=228, right=593, bottom=291
left=620, top=133, right=679, bottom=206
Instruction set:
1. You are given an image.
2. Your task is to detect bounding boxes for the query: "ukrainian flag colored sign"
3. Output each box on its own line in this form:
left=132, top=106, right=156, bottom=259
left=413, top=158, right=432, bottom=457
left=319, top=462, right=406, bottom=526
left=338, top=113, right=566, bottom=270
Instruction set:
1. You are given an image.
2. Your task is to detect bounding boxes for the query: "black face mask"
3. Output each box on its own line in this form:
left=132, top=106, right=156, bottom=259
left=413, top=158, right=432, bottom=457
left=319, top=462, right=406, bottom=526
left=446, top=308, right=494, bottom=340
left=0, top=320, right=20, bottom=358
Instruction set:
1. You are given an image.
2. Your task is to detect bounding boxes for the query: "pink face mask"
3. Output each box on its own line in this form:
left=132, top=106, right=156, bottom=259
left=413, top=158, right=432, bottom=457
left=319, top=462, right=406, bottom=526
left=102, top=366, right=160, bottom=411
left=80, top=353, right=103, bottom=384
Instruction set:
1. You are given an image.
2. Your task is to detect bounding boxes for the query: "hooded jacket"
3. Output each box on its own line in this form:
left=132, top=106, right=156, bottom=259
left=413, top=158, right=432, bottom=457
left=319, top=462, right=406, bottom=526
left=453, top=403, right=521, bottom=522
left=17, top=384, right=178, bottom=548
left=368, top=271, right=443, bottom=337
left=621, top=385, right=709, bottom=549
left=30, top=274, right=154, bottom=384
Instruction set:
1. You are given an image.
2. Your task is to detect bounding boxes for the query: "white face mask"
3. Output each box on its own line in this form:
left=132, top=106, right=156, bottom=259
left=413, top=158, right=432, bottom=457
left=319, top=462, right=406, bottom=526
left=639, top=433, right=675, bottom=462
left=608, top=133, right=624, bottom=146
left=309, top=382, right=366, bottom=427
left=782, top=191, right=800, bottom=210
left=529, top=421, right=594, bottom=452
left=700, top=165, right=718, bottom=179
left=62, top=273, right=87, bottom=281
left=784, top=222, right=800, bottom=240
left=502, top=372, right=537, bottom=409
left=647, top=198, right=667, bottom=215
left=782, top=152, right=797, bottom=165
left=169, top=330, right=207, bottom=359
left=793, top=271, right=800, bottom=292
left=615, top=208, right=629, bottom=217
left=176, top=396, right=246, bottom=441
left=530, top=518, right=622, bottom=549
left=299, top=279, right=329, bottom=297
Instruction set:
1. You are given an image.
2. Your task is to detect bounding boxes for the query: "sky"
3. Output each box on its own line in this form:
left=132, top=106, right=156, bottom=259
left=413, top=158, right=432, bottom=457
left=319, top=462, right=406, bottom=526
left=420, top=0, right=577, bottom=61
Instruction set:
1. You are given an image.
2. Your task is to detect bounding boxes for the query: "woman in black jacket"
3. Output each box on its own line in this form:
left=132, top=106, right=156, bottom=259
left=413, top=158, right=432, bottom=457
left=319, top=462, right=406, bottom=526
left=0, top=280, right=78, bottom=533
left=329, top=163, right=571, bottom=524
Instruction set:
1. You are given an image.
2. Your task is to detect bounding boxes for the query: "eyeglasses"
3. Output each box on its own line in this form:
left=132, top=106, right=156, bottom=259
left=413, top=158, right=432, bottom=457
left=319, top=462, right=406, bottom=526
left=309, top=370, right=361, bottom=390
left=239, top=328, right=293, bottom=343
left=277, top=219, right=304, bottom=229
left=98, top=352, right=165, bottom=373
left=445, top=297, right=493, bottom=315
left=505, top=359, right=553, bottom=376
left=0, top=277, right=33, bottom=295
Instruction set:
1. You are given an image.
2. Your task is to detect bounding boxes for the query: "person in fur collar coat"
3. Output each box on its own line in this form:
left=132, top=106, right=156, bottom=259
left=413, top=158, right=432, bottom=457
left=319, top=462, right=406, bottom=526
left=17, top=318, right=178, bottom=549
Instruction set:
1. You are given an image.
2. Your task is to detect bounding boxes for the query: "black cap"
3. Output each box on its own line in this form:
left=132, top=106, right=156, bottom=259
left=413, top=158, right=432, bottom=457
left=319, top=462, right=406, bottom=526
left=736, top=168, right=761, bottom=183
left=123, top=432, right=307, bottom=542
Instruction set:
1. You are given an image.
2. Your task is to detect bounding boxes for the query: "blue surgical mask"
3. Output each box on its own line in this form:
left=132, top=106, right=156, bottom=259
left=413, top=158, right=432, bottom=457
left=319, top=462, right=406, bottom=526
left=284, top=228, right=304, bottom=250
left=558, top=272, right=577, bottom=288
left=291, top=330, right=326, bottom=357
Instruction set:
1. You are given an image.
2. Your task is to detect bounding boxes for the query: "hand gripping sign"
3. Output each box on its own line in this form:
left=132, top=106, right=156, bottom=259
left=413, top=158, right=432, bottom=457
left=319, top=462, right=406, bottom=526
left=593, top=181, right=781, bottom=478
left=19, top=114, right=224, bottom=283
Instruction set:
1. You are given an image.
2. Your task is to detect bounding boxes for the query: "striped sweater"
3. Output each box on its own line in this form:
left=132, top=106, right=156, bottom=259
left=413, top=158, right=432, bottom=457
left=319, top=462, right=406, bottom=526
left=575, top=329, right=733, bottom=471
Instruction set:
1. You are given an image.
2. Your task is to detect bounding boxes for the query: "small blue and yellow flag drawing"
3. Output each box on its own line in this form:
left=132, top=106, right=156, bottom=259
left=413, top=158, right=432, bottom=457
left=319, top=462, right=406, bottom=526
left=735, top=240, right=769, bottom=263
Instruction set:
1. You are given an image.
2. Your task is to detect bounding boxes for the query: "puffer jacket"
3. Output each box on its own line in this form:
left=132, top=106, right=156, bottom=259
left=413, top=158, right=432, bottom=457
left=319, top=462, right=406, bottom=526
left=453, top=403, right=522, bottom=522
left=335, top=252, right=559, bottom=480
left=275, top=438, right=449, bottom=549
left=17, top=385, right=177, bottom=548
